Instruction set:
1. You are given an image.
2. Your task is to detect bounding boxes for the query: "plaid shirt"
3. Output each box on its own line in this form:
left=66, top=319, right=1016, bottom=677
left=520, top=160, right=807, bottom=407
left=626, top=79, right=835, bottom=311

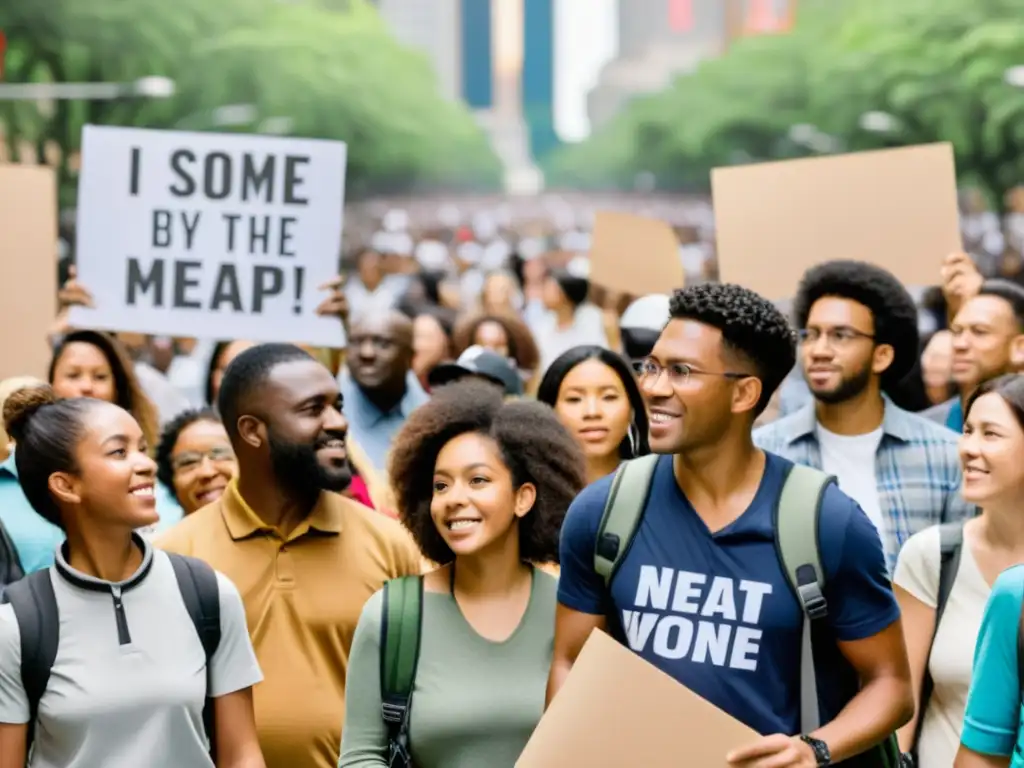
left=754, top=398, right=972, bottom=570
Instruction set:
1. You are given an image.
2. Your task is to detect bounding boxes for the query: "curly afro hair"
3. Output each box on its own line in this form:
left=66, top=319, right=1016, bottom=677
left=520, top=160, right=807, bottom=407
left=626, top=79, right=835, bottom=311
left=793, top=260, right=920, bottom=385
left=388, top=379, right=586, bottom=564
left=668, top=283, right=797, bottom=415
left=155, top=408, right=221, bottom=491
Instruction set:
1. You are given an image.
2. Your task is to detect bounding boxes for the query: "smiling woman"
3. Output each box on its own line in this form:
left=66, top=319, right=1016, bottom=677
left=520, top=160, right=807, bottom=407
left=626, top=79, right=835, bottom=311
left=156, top=408, right=237, bottom=515
left=338, top=380, right=586, bottom=768
left=0, top=384, right=265, bottom=768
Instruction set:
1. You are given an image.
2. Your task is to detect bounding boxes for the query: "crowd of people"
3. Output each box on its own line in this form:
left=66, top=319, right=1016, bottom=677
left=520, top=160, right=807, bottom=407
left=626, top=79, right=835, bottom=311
left=0, top=217, right=1022, bottom=768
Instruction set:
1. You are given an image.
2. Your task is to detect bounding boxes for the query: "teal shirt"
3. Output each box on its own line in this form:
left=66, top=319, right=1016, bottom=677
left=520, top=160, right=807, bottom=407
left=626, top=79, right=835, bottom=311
left=0, top=453, right=183, bottom=574
left=962, top=564, right=1024, bottom=764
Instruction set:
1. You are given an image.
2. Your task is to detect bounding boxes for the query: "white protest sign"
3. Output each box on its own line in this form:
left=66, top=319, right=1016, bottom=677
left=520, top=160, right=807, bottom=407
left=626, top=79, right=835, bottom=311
left=72, top=125, right=348, bottom=346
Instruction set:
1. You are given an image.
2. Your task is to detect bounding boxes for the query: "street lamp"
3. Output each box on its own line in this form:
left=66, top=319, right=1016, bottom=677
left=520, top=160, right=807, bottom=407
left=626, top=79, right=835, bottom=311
left=0, top=76, right=176, bottom=101
left=859, top=111, right=901, bottom=133
left=1005, top=66, right=1024, bottom=88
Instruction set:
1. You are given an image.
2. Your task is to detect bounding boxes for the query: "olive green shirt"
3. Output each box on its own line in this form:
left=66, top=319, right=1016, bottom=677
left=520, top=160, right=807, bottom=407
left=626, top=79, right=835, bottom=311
left=338, top=568, right=556, bottom=768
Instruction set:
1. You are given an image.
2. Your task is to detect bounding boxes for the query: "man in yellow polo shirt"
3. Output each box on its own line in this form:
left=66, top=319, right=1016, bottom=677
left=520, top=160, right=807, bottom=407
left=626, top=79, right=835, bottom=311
left=157, top=343, right=420, bottom=768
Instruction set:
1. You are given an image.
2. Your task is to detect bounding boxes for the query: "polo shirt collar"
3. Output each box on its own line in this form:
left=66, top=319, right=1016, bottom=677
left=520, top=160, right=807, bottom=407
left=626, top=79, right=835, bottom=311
left=341, top=370, right=427, bottom=425
left=54, top=532, right=154, bottom=593
left=778, top=395, right=916, bottom=444
left=221, top=477, right=343, bottom=541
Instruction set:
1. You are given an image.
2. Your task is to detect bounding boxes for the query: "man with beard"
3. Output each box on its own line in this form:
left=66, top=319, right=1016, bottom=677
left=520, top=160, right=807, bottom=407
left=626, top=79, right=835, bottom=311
left=755, top=261, right=969, bottom=569
left=156, top=344, right=420, bottom=768
left=341, top=309, right=429, bottom=469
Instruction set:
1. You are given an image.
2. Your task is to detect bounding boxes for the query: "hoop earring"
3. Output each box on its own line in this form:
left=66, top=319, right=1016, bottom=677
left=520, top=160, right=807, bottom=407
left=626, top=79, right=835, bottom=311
left=626, top=422, right=639, bottom=458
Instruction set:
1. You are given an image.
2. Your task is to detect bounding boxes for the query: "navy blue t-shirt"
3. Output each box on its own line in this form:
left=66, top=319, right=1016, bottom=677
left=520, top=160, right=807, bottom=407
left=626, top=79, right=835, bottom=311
left=557, top=451, right=899, bottom=737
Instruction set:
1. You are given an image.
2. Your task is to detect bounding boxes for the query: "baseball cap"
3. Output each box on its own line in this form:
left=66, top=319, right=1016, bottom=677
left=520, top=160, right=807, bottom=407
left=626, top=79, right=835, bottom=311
left=428, top=345, right=523, bottom=397
left=620, top=294, right=671, bottom=331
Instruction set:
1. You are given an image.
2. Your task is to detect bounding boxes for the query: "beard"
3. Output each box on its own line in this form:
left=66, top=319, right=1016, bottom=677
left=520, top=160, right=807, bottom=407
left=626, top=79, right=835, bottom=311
left=268, top=428, right=353, bottom=496
left=808, top=361, right=873, bottom=405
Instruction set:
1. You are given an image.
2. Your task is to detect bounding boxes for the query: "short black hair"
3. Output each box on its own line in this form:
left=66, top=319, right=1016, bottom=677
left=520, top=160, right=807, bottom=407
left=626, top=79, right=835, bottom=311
left=536, top=345, right=650, bottom=459
left=217, top=343, right=314, bottom=440
left=978, top=279, right=1024, bottom=333
left=668, top=283, right=796, bottom=415
left=793, top=260, right=920, bottom=385
left=388, top=379, right=586, bottom=565
left=156, top=408, right=220, bottom=490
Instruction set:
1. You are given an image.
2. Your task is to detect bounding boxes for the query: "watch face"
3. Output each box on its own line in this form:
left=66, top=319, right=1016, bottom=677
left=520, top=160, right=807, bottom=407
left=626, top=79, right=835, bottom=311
left=801, top=735, right=830, bottom=766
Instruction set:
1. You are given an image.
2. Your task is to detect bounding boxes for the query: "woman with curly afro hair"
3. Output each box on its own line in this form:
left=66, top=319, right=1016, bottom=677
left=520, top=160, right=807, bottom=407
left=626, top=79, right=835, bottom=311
left=339, top=380, right=586, bottom=768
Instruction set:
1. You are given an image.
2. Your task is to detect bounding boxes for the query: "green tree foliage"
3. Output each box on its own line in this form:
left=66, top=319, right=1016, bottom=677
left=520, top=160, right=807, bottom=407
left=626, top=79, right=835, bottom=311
left=0, top=0, right=501, bottom=204
left=550, top=0, right=1024, bottom=208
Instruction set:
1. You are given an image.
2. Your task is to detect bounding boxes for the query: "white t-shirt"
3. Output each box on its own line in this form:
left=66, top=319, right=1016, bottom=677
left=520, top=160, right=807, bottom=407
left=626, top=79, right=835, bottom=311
left=815, top=424, right=886, bottom=552
left=532, top=303, right=610, bottom=375
left=893, top=526, right=989, bottom=768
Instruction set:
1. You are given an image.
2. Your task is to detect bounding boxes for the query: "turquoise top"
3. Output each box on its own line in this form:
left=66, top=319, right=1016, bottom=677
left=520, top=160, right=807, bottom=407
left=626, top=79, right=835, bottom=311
left=961, top=564, right=1024, bottom=765
left=0, top=453, right=183, bottom=574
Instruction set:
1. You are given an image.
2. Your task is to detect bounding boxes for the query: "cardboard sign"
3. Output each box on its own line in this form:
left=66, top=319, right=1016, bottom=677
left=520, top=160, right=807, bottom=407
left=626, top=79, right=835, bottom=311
left=71, top=125, right=348, bottom=345
left=516, top=631, right=758, bottom=767
left=0, top=165, right=57, bottom=379
left=590, top=211, right=684, bottom=297
left=712, top=143, right=961, bottom=301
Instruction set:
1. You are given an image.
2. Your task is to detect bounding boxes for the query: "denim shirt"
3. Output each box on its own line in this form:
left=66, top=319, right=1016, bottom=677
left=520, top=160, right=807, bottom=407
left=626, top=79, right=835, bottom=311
left=339, top=370, right=430, bottom=471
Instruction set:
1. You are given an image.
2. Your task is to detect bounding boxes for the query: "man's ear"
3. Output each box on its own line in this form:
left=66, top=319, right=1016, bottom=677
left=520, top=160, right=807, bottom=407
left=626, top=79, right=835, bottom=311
left=871, top=343, right=895, bottom=376
left=730, top=377, right=763, bottom=416
left=237, top=416, right=265, bottom=449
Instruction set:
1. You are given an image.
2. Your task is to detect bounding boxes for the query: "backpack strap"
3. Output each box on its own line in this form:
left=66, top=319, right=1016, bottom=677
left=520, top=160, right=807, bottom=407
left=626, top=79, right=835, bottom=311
left=0, top=519, right=24, bottom=588
left=774, top=463, right=835, bottom=734
left=594, top=454, right=659, bottom=587
left=168, top=553, right=221, bottom=759
left=913, top=522, right=964, bottom=752
left=1, top=569, right=59, bottom=755
left=380, top=575, right=423, bottom=768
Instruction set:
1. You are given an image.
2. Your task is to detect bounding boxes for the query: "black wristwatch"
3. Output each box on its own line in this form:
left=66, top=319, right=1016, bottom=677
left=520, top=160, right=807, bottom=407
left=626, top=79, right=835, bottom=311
left=800, top=735, right=832, bottom=767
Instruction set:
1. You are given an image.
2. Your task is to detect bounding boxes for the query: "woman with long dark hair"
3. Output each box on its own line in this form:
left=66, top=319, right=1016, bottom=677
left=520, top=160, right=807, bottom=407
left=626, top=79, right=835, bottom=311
left=536, top=345, right=650, bottom=484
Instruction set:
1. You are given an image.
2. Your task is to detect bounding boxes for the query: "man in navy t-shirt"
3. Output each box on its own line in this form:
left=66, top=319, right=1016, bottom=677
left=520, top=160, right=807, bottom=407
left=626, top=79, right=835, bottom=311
left=548, top=284, right=913, bottom=767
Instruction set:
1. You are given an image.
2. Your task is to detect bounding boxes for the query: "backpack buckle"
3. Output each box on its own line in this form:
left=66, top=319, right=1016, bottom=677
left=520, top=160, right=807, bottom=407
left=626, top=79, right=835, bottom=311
left=382, top=701, right=408, bottom=725
left=797, top=582, right=828, bottom=621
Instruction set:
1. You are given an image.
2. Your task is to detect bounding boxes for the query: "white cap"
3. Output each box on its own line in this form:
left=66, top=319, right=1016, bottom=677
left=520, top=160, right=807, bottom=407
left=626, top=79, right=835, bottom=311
left=565, top=255, right=590, bottom=279
left=382, top=209, right=409, bottom=233
left=620, top=294, right=671, bottom=331
left=415, top=240, right=451, bottom=271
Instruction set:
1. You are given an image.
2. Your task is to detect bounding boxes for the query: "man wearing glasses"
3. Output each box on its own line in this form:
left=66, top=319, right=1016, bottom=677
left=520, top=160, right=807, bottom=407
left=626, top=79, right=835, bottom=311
left=550, top=282, right=913, bottom=767
left=754, top=261, right=969, bottom=569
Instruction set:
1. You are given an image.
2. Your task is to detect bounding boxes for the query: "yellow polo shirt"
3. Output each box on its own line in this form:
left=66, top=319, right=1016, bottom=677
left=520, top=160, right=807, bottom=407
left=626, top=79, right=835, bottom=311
left=155, top=479, right=421, bottom=768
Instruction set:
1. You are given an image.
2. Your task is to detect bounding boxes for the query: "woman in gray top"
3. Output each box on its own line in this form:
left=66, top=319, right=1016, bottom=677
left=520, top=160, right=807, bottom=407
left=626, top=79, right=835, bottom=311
left=0, top=385, right=264, bottom=768
left=339, top=380, right=586, bottom=768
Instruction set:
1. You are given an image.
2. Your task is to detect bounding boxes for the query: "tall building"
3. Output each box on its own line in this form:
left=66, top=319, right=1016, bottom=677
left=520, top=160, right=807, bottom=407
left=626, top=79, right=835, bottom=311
left=588, top=0, right=796, bottom=131
left=373, top=0, right=464, bottom=103
left=372, top=0, right=552, bottom=190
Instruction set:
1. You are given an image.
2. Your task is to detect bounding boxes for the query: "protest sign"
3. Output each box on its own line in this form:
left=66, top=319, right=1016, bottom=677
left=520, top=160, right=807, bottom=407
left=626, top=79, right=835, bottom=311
left=0, top=165, right=57, bottom=379
left=517, top=630, right=758, bottom=767
left=712, top=143, right=961, bottom=301
left=590, top=211, right=684, bottom=297
left=72, top=125, right=348, bottom=345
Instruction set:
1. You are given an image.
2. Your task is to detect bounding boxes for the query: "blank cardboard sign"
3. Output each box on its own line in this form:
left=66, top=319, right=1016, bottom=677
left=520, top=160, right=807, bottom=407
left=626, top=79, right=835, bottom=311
left=590, top=211, right=684, bottom=296
left=0, top=165, right=58, bottom=379
left=516, top=631, right=758, bottom=767
left=711, top=143, right=961, bottom=301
